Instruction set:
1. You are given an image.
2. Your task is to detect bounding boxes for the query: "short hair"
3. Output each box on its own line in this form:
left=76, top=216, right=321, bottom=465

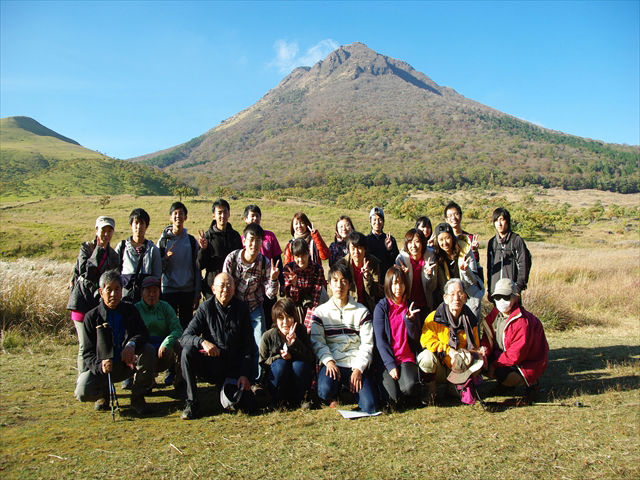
left=384, top=266, right=408, bottom=303
left=271, top=298, right=300, bottom=326
left=444, top=201, right=462, bottom=218
left=346, top=231, right=368, bottom=251
left=291, top=237, right=310, bottom=257
left=212, top=198, right=230, bottom=213
left=415, top=216, right=432, bottom=233
left=243, top=222, right=265, bottom=240
left=328, top=262, right=353, bottom=287
left=290, top=212, right=312, bottom=236
left=169, top=202, right=187, bottom=216
left=444, top=277, right=467, bottom=296
left=243, top=204, right=261, bottom=219
left=129, top=208, right=150, bottom=227
left=492, top=207, right=511, bottom=230
left=99, top=270, right=122, bottom=289
left=403, top=228, right=427, bottom=255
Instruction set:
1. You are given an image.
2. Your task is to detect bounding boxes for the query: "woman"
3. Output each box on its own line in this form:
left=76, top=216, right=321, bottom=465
left=334, top=232, right=380, bottom=313
left=114, top=208, right=162, bottom=303
left=373, top=267, right=422, bottom=408
left=329, top=215, right=355, bottom=267
left=415, top=216, right=434, bottom=250
left=433, top=223, right=483, bottom=320
left=67, top=216, right=120, bottom=374
left=282, top=212, right=330, bottom=266
left=260, top=298, right=315, bottom=410
left=395, top=229, right=436, bottom=327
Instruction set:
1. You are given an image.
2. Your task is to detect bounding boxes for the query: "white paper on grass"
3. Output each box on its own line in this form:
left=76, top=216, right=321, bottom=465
left=337, top=409, right=382, bottom=419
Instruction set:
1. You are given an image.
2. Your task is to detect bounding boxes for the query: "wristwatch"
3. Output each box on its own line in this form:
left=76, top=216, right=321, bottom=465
left=126, top=341, right=135, bottom=349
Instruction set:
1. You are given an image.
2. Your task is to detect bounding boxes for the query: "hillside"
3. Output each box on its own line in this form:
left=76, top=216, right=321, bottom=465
left=134, top=42, right=639, bottom=194
left=0, top=116, right=183, bottom=198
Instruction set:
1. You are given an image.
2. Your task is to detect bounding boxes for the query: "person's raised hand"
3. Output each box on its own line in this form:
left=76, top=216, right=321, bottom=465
left=460, top=257, right=469, bottom=271
left=197, top=229, right=208, bottom=249
left=362, top=258, right=370, bottom=279
left=425, top=257, right=436, bottom=276
left=385, top=233, right=393, bottom=250
left=165, top=244, right=175, bottom=260
left=407, top=301, right=420, bottom=319
left=309, top=223, right=317, bottom=234
left=471, top=234, right=479, bottom=252
left=270, top=259, right=281, bottom=281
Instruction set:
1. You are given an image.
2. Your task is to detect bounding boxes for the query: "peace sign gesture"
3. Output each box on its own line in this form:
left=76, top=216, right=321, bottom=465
left=362, top=258, right=371, bottom=279
left=165, top=244, right=175, bottom=260
left=197, top=229, right=208, bottom=249
left=384, top=233, right=393, bottom=250
left=470, top=234, right=479, bottom=252
left=309, top=223, right=317, bottom=234
left=283, top=265, right=298, bottom=287
left=425, top=257, right=436, bottom=276
left=270, top=259, right=281, bottom=281
left=460, top=256, right=469, bottom=272
left=407, top=301, right=420, bottom=319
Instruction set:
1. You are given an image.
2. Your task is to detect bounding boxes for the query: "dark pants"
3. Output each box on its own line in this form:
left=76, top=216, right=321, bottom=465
left=181, top=344, right=256, bottom=411
left=378, top=362, right=421, bottom=405
left=317, top=365, right=378, bottom=414
left=266, top=358, right=313, bottom=404
left=162, top=291, right=196, bottom=330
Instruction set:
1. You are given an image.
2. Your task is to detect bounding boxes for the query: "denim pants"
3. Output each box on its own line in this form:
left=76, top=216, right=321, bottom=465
left=317, top=365, right=378, bottom=414
left=249, top=306, right=266, bottom=381
left=266, top=358, right=313, bottom=403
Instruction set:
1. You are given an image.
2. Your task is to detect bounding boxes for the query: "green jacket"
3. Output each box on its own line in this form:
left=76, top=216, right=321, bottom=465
left=135, top=299, right=183, bottom=350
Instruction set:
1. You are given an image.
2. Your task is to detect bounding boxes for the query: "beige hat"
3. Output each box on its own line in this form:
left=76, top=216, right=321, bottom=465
left=493, top=278, right=517, bottom=297
left=95, top=216, right=115, bottom=230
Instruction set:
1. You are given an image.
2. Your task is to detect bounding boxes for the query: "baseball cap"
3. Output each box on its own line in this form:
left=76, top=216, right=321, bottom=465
left=493, top=278, right=517, bottom=297
left=95, top=216, right=115, bottom=230
left=369, top=207, right=384, bottom=220
left=141, top=276, right=161, bottom=289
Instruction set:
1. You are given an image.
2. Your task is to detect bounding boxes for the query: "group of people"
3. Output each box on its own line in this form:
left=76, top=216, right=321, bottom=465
left=69, top=199, right=549, bottom=419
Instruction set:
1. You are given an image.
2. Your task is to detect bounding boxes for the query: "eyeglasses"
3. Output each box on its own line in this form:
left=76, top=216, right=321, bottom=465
left=445, top=292, right=466, bottom=300
left=493, top=294, right=511, bottom=301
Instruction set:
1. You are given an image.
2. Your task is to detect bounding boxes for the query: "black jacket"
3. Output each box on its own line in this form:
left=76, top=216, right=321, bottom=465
left=366, top=231, right=399, bottom=284
left=196, top=220, right=243, bottom=296
left=180, top=296, right=254, bottom=379
left=82, top=300, right=151, bottom=376
left=487, top=231, right=529, bottom=297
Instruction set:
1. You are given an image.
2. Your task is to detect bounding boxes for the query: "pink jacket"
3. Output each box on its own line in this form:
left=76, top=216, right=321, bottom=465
left=481, top=306, right=549, bottom=386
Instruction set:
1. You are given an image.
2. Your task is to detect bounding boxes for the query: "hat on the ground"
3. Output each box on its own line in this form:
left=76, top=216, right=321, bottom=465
left=447, top=349, right=484, bottom=385
left=369, top=207, right=384, bottom=220
left=141, top=276, right=161, bottom=290
left=95, top=216, right=115, bottom=230
left=220, top=378, right=243, bottom=409
left=434, top=222, right=454, bottom=238
left=493, top=278, right=517, bottom=297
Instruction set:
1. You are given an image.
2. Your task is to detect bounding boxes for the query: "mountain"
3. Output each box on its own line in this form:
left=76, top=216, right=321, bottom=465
left=134, top=42, right=639, bottom=194
left=0, top=116, right=183, bottom=198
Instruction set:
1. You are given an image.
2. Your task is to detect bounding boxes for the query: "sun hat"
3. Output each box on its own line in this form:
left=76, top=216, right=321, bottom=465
left=220, top=378, right=243, bottom=409
left=447, top=349, right=484, bottom=385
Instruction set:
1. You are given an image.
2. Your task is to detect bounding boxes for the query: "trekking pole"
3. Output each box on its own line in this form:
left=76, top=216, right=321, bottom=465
left=96, top=323, right=119, bottom=421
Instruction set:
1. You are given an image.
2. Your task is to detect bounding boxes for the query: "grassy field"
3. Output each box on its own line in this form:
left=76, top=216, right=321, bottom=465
left=1, top=192, right=639, bottom=478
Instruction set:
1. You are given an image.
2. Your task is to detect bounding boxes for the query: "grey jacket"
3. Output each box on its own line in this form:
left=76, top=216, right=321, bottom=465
left=158, top=226, right=201, bottom=297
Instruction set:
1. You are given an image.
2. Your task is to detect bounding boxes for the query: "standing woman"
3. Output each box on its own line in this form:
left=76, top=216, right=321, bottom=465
left=395, top=229, right=437, bottom=327
left=67, top=216, right=120, bottom=375
left=432, top=223, right=483, bottom=320
left=115, top=208, right=162, bottom=304
left=282, top=212, right=331, bottom=266
left=415, top=216, right=434, bottom=251
left=329, top=215, right=354, bottom=267
left=373, top=267, right=422, bottom=408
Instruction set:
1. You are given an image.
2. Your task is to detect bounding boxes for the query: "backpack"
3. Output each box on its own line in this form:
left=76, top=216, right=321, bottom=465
left=159, top=234, right=200, bottom=291
left=491, top=234, right=532, bottom=289
left=118, top=239, right=149, bottom=303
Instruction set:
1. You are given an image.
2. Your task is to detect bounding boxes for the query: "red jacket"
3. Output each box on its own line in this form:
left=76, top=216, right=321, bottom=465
left=481, top=305, right=549, bottom=385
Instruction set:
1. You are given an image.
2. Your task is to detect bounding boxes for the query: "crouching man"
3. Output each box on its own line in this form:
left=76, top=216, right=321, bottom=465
left=480, top=278, right=549, bottom=400
left=179, top=273, right=256, bottom=420
left=74, top=270, right=155, bottom=415
left=135, top=276, right=184, bottom=393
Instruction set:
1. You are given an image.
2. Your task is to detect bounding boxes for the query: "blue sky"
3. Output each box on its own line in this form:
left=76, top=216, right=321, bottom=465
left=1, top=1, right=638, bottom=159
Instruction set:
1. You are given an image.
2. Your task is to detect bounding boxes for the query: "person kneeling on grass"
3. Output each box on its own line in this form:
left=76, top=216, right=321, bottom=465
left=417, top=278, right=480, bottom=406
left=310, top=263, right=378, bottom=414
left=259, top=298, right=315, bottom=411
left=179, top=273, right=256, bottom=420
left=74, top=270, right=155, bottom=415
left=479, top=278, right=548, bottom=400
left=134, top=276, right=184, bottom=395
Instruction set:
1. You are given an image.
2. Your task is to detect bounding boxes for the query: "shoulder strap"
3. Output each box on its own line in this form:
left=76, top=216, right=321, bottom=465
left=118, top=239, right=126, bottom=267
left=189, top=235, right=198, bottom=289
left=132, top=241, right=147, bottom=281
left=159, top=236, right=168, bottom=257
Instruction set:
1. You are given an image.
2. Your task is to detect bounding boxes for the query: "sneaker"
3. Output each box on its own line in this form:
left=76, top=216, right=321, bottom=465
left=94, top=396, right=110, bottom=411
left=121, top=377, right=133, bottom=390
left=251, top=384, right=266, bottom=396
left=164, top=371, right=175, bottom=386
left=329, top=400, right=340, bottom=409
left=525, top=382, right=541, bottom=402
left=130, top=394, right=151, bottom=415
left=181, top=399, right=200, bottom=420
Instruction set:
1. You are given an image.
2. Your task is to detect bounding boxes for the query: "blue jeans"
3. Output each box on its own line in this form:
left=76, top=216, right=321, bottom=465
left=267, top=358, right=313, bottom=404
left=249, top=306, right=266, bottom=381
left=318, top=365, right=378, bottom=414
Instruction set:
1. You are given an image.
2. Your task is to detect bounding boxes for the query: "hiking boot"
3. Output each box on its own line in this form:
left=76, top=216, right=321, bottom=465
left=94, top=395, right=110, bottom=411
left=181, top=399, right=200, bottom=420
left=525, top=382, right=541, bottom=402
left=121, top=377, right=133, bottom=390
left=130, top=394, right=151, bottom=415
left=420, top=381, right=437, bottom=406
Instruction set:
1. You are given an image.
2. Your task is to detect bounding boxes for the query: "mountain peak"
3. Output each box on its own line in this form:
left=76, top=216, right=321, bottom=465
left=2, top=116, right=80, bottom=146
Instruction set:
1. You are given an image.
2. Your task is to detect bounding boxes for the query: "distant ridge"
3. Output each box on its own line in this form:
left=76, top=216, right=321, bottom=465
left=134, top=42, right=639, bottom=194
left=3, top=116, right=81, bottom=145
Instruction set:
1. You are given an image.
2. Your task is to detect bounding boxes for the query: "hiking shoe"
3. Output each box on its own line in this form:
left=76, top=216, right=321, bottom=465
left=121, top=377, right=133, bottom=390
left=94, top=396, right=110, bottom=411
left=181, top=399, right=200, bottom=420
left=164, top=371, right=175, bottom=386
left=251, top=384, right=266, bottom=396
left=130, top=394, right=151, bottom=415
left=420, top=381, right=437, bottom=406
left=525, top=382, right=541, bottom=402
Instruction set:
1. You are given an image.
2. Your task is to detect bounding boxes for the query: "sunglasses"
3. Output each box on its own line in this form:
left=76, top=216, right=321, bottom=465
left=493, top=294, right=511, bottom=301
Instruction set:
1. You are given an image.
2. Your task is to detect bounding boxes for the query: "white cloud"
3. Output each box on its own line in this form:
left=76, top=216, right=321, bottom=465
left=270, top=39, right=340, bottom=74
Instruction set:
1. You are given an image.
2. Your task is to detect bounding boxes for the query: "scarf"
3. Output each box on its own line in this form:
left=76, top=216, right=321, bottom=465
left=433, top=302, right=477, bottom=351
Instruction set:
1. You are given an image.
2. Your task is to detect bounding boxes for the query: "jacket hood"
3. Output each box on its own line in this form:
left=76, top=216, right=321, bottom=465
left=161, top=225, right=188, bottom=239
left=208, top=219, right=236, bottom=235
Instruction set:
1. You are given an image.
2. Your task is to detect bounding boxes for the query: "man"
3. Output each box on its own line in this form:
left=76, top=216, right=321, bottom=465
left=135, top=276, right=184, bottom=391
left=179, top=273, right=256, bottom=419
left=310, top=263, right=378, bottom=414
left=335, top=231, right=380, bottom=314
left=366, top=207, right=399, bottom=297
left=223, top=223, right=279, bottom=384
left=74, top=270, right=155, bottom=415
left=417, top=278, right=480, bottom=405
left=196, top=199, right=243, bottom=299
left=480, top=278, right=548, bottom=400
left=486, top=207, right=530, bottom=300
left=158, top=202, right=201, bottom=329
left=444, top=201, right=481, bottom=275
